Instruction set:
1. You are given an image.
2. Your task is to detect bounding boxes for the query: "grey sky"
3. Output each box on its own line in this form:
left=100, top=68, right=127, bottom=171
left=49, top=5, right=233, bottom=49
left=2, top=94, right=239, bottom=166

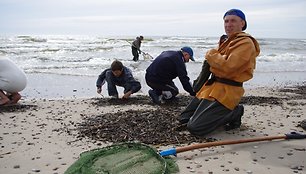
left=1, top=0, right=305, bottom=39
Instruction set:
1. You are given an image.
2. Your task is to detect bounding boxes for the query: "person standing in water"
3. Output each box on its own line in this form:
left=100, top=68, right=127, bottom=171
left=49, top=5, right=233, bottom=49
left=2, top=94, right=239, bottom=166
left=131, top=36, right=144, bottom=61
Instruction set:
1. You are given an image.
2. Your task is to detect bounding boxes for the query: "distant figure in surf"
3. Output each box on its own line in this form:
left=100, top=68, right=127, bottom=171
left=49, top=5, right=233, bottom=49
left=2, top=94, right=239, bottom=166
left=145, top=46, right=196, bottom=105
left=0, top=56, right=27, bottom=105
left=131, top=36, right=144, bottom=61
left=96, top=60, right=141, bottom=99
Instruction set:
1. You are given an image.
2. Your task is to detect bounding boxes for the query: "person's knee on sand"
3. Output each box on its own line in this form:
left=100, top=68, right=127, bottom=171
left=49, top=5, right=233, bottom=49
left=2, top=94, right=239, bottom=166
left=225, top=105, right=244, bottom=131
left=187, top=120, right=220, bottom=136
left=180, top=99, right=244, bottom=136
left=179, top=97, right=201, bottom=124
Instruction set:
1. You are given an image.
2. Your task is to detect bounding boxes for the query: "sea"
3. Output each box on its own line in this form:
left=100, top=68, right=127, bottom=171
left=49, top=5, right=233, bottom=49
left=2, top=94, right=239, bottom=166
left=0, top=35, right=306, bottom=99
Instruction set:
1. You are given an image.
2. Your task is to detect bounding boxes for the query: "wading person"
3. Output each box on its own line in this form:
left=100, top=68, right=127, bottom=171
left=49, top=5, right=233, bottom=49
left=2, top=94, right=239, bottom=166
left=131, top=36, right=144, bottom=61
left=145, top=46, right=196, bottom=104
left=96, top=60, right=141, bottom=99
left=179, top=9, right=260, bottom=136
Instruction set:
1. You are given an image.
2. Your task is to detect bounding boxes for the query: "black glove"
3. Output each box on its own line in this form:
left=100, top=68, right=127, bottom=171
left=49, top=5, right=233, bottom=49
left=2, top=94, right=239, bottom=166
left=193, top=60, right=211, bottom=93
left=190, top=91, right=196, bottom=96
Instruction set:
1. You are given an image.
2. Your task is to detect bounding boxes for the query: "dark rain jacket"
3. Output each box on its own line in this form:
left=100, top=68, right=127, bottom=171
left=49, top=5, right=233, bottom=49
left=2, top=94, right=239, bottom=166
left=132, top=37, right=142, bottom=50
left=96, top=66, right=140, bottom=93
left=146, top=50, right=195, bottom=95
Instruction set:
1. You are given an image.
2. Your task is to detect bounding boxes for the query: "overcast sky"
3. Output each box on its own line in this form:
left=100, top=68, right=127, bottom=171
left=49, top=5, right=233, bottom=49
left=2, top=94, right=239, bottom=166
left=1, top=0, right=305, bottom=39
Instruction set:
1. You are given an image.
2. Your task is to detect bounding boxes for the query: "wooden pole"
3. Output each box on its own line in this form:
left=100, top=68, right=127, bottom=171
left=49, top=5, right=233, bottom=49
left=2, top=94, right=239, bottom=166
left=175, top=135, right=287, bottom=154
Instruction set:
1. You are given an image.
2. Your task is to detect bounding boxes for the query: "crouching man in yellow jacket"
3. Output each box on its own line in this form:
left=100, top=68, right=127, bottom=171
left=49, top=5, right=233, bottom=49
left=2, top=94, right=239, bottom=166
left=179, top=9, right=260, bottom=136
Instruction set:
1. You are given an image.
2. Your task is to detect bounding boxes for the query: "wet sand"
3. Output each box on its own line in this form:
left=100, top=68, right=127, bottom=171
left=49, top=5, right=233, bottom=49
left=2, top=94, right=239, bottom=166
left=0, top=84, right=305, bottom=174
left=21, top=71, right=306, bottom=100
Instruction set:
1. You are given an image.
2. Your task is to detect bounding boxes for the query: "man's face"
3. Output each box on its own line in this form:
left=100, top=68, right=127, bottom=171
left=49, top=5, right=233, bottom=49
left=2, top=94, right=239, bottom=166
left=224, top=15, right=245, bottom=37
left=182, top=52, right=191, bottom=63
left=112, top=69, right=122, bottom=77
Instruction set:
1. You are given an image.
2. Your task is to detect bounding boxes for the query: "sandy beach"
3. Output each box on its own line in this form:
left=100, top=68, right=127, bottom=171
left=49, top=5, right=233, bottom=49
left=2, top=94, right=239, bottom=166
left=1, top=84, right=305, bottom=174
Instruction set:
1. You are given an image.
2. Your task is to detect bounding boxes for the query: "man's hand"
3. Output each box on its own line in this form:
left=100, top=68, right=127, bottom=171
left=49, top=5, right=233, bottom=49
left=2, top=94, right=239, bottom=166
left=97, top=87, right=102, bottom=94
left=122, top=91, right=132, bottom=99
left=205, top=49, right=218, bottom=58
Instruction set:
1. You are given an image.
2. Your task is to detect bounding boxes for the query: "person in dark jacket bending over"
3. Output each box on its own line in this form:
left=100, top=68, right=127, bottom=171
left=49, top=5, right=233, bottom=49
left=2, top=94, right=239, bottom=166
left=145, top=47, right=196, bottom=104
left=96, top=60, right=141, bottom=99
left=131, top=36, right=144, bottom=61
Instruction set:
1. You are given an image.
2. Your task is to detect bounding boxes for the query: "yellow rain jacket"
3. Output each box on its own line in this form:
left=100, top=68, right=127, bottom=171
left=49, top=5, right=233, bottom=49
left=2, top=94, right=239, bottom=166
left=196, top=32, right=260, bottom=110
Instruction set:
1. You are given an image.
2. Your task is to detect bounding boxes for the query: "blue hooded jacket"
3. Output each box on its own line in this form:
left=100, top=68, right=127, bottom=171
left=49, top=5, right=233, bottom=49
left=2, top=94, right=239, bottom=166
left=96, top=66, right=140, bottom=93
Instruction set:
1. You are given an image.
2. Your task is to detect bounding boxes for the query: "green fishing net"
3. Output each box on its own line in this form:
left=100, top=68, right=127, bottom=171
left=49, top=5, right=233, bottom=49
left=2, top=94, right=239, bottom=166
left=64, top=143, right=179, bottom=174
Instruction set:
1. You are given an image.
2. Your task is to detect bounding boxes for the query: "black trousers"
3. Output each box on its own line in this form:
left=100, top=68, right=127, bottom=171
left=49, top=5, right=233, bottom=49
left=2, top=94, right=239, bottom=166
left=132, top=46, right=139, bottom=61
left=145, top=75, right=178, bottom=99
left=180, top=98, right=242, bottom=136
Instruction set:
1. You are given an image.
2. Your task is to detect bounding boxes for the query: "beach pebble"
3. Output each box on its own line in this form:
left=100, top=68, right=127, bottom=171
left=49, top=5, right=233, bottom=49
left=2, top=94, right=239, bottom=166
left=290, top=165, right=304, bottom=170
left=196, top=164, right=202, bottom=168
left=32, top=168, right=41, bottom=172
left=234, top=167, right=239, bottom=171
left=53, top=167, right=59, bottom=171
left=246, top=170, right=253, bottom=174
left=13, top=165, right=20, bottom=169
left=287, top=152, right=293, bottom=156
left=184, top=156, right=193, bottom=160
left=189, top=169, right=196, bottom=172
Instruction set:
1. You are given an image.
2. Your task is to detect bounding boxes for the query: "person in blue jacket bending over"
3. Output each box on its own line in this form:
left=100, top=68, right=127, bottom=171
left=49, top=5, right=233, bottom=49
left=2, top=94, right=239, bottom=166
left=96, top=60, right=141, bottom=99
left=145, top=47, right=196, bottom=104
